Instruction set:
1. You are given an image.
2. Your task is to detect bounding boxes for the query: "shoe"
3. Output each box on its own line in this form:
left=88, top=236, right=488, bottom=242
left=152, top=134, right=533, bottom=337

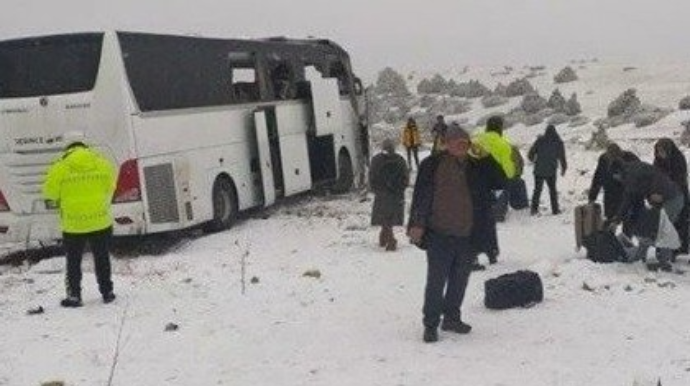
left=646, top=262, right=673, bottom=272
left=102, top=292, right=117, bottom=304
left=423, top=327, right=439, bottom=343
left=552, top=209, right=562, bottom=215
left=659, top=262, right=673, bottom=273
left=471, top=262, right=486, bottom=271
left=385, top=239, right=398, bottom=252
left=530, top=208, right=539, bottom=216
left=60, top=296, right=83, bottom=308
left=441, top=320, right=472, bottom=334
left=488, top=252, right=498, bottom=265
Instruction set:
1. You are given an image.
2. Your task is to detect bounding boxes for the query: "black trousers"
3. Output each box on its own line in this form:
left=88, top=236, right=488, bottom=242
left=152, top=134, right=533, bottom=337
left=63, top=227, right=114, bottom=298
left=406, top=146, right=419, bottom=169
left=531, top=175, right=559, bottom=214
left=423, top=232, right=473, bottom=328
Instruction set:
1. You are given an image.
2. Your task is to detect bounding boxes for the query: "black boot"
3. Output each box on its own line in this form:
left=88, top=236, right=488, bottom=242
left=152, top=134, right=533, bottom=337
left=441, top=319, right=472, bottom=334
left=102, top=292, right=116, bottom=304
left=60, top=296, right=83, bottom=308
left=488, top=250, right=498, bottom=265
left=423, top=327, right=439, bottom=343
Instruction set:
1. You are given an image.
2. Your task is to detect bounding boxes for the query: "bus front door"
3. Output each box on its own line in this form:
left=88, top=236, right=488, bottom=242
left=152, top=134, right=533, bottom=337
left=253, top=110, right=276, bottom=206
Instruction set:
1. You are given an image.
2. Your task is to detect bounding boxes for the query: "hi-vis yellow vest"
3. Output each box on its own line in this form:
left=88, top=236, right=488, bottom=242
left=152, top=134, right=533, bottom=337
left=472, top=131, right=516, bottom=179
left=42, top=145, right=117, bottom=234
left=402, top=125, right=421, bottom=148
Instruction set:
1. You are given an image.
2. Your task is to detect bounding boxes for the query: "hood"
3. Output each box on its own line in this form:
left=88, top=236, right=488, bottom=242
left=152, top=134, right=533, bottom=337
left=62, top=146, right=99, bottom=172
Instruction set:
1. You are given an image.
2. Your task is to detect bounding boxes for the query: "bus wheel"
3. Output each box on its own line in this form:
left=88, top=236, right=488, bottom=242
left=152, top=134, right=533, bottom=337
left=332, top=151, right=354, bottom=193
left=204, top=177, right=237, bottom=233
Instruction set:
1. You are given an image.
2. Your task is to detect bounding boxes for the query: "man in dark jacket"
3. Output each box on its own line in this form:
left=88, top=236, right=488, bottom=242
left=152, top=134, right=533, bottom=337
left=369, top=139, right=409, bottom=251
left=431, top=115, right=448, bottom=155
left=609, top=159, right=684, bottom=271
left=528, top=125, right=567, bottom=215
left=407, top=124, right=506, bottom=343
left=588, top=143, right=636, bottom=220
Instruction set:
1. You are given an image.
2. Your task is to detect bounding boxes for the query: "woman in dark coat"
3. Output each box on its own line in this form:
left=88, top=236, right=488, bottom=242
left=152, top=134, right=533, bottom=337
left=369, top=139, right=409, bottom=251
left=528, top=124, right=567, bottom=215
left=653, top=138, right=689, bottom=255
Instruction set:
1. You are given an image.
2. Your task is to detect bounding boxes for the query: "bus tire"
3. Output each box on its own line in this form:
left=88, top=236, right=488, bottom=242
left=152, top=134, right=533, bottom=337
left=332, top=150, right=354, bottom=193
left=203, top=177, right=238, bottom=233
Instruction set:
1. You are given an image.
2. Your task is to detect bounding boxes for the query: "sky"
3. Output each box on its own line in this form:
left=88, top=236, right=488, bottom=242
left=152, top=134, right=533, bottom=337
left=2, top=0, right=690, bottom=80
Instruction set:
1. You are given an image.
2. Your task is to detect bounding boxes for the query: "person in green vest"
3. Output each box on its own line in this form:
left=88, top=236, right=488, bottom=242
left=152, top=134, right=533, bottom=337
left=471, top=116, right=516, bottom=179
left=42, top=132, right=118, bottom=308
left=469, top=116, right=515, bottom=267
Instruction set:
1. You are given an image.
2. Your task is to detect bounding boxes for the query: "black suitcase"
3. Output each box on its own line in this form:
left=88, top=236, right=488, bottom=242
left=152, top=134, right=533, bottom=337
left=484, top=270, right=543, bottom=310
left=507, top=178, right=529, bottom=210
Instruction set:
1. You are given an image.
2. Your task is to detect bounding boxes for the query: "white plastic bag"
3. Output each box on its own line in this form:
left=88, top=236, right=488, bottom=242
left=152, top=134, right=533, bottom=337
left=655, top=208, right=680, bottom=249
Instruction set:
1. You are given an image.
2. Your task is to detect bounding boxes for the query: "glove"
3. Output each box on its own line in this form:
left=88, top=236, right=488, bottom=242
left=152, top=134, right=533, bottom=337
left=603, top=217, right=620, bottom=232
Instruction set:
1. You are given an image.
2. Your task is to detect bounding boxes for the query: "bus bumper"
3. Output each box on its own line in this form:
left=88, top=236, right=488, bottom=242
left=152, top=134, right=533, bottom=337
left=0, top=212, right=61, bottom=245
left=112, top=202, right=147, bottom=236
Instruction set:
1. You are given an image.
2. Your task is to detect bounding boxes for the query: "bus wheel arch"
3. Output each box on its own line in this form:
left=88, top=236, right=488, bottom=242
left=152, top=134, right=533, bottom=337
left=332, top=147, right=354, bottom=193
left=203, top=174, right=238, bottom=233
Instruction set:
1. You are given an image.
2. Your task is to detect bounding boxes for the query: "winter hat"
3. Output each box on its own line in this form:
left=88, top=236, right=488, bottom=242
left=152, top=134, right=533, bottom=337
left=444, top=123, right=470, bottom=141
left=486, top=116, right=504, bottom=135
left=381, top=138, right=396, bottom=153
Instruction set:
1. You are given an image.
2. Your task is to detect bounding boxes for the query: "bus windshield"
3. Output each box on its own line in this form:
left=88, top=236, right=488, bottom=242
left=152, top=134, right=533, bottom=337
left=0, top=33, right=103, bottom=99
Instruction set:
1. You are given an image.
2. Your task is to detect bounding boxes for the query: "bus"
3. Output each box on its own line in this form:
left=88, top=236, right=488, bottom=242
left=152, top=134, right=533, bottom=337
left=0, top=31, right=369, bottom=247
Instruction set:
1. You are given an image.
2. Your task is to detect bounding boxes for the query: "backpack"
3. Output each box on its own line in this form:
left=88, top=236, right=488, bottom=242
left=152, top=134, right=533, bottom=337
left=484, top=270, right=544, bottom=310
left=582, top=230, right=628, bottom=263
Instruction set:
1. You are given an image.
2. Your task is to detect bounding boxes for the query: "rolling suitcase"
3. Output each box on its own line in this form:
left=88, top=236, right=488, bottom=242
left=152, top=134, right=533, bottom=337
left=574, top=203, right=603, bottom=250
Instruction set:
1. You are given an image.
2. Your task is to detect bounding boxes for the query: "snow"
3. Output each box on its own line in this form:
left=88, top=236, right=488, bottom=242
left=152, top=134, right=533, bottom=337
left=3, top=62, right=690, bottom=386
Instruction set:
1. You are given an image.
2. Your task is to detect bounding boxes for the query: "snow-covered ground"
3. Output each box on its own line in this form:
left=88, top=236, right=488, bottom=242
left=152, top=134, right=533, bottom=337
left=3, top=62, right=690, bottom=386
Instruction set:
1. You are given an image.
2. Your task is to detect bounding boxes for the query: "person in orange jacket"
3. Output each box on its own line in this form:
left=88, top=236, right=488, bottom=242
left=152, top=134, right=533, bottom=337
left=402, top=117, right=422, bottom=169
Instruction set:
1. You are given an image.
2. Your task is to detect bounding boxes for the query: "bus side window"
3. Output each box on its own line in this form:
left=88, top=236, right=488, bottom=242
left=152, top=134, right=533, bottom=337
left=228, top=52, right=260, bottom=103
left=270, top=63, right=295, bottom=100
left=329, top=61, right=350, bottom=96
left=230, top=68, right=259, bottom=103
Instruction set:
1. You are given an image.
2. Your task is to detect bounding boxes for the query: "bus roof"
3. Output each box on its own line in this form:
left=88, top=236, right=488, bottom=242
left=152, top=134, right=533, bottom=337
left=0, top=31, right=351, bottom=60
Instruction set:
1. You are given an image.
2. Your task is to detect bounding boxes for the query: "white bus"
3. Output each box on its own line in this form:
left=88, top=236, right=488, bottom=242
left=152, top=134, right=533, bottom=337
left=0, top=31, right=369, bottom=247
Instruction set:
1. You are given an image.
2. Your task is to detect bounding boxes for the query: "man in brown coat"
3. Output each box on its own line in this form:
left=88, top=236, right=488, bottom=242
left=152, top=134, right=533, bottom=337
left=408, top=124, right=506, bottom=343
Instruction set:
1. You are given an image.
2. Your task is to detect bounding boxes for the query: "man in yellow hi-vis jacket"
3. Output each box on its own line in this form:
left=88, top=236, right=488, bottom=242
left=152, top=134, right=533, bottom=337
left=42, top=132, right=117, bottom=308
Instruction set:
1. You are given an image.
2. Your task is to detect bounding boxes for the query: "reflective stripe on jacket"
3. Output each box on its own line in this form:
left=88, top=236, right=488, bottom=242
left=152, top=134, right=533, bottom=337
left=42, top=145, right=117, bottom=234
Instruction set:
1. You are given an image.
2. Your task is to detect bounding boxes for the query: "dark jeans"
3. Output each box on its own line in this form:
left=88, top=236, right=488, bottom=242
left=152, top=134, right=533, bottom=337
left=531, top=175, right=559, bottom=214
left=63, top=227, right=114, bottom=298
left=423, top=232, right=473, bottom=329
left=406, top=146, right=419, bottom=169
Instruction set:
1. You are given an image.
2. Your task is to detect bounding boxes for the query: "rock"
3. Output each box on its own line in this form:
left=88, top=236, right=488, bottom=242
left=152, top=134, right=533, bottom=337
left=40, top=381, right=65, bottom=386
left=26, top=306, right=44, bottom=315
left=554, top=66, right=578, bottom=83
left=303, top=269, right=322, bottom=279
left=165, top=322, right=180, bottom=332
